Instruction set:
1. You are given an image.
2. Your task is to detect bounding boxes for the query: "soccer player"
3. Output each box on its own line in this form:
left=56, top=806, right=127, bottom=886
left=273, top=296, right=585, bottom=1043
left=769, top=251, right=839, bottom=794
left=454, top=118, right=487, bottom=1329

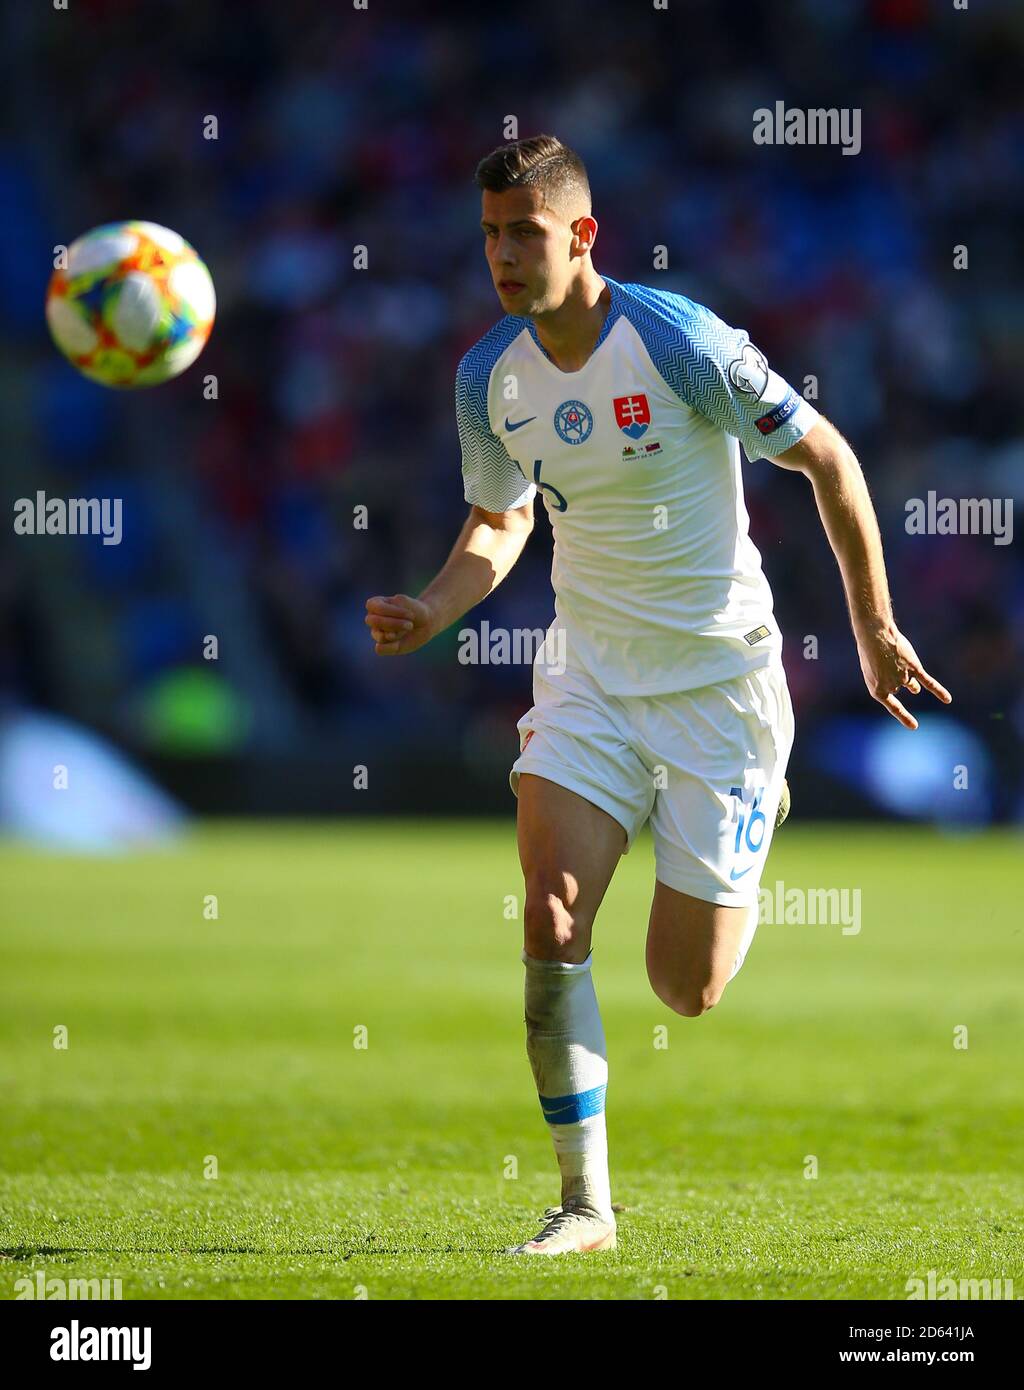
left=364, top=134, right=951, bottom=1255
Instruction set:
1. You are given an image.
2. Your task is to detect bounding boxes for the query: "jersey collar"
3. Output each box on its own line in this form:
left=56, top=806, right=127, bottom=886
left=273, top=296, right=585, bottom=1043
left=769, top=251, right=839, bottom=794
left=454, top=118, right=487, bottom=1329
left=522, top=275, right=622, bottom=377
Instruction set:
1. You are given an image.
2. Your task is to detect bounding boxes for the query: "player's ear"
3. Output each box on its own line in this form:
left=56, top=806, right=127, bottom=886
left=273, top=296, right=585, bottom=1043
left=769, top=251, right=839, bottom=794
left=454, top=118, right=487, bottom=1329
left=572, top=215, right=597, bottom=253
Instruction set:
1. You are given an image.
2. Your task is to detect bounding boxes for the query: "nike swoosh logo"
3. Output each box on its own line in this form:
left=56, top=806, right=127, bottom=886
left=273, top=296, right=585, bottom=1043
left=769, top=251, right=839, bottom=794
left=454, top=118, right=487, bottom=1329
left=729, top=865, right=754, bottom=881
left=505, top=416, right=536, bottom=432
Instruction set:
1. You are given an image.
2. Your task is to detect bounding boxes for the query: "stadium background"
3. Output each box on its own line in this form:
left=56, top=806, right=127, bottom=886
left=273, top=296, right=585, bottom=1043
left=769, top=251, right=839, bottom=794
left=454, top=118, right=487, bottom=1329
left=1, top=0, right=1022, bottom=833
left=2, top=0, right=1023, bottom=1310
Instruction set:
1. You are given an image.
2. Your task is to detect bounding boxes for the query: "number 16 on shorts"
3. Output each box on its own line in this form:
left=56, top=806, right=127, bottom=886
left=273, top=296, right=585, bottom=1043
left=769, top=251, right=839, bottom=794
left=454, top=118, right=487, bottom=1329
left=728, top=785, right=766, bottom=883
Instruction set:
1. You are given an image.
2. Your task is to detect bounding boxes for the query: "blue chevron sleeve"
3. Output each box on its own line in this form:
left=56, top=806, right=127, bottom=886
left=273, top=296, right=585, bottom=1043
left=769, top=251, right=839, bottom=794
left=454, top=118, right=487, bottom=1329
left=619, top=282, right=819, bottom=459
left=455, top=338, right=536, bottom=513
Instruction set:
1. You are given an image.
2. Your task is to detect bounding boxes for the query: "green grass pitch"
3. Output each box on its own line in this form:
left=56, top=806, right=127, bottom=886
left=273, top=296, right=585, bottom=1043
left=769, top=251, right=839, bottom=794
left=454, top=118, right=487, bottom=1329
left=1, top=820, right=1021, bottom=1300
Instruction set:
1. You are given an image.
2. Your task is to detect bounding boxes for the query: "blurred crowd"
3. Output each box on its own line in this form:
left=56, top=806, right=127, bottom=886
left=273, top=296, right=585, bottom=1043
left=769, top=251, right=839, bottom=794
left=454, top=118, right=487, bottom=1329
left=1, top=0, right=1022, bottom=815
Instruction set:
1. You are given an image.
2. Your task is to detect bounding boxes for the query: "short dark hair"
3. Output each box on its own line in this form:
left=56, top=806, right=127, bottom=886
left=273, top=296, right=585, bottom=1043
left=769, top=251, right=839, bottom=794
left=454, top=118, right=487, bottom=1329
left=474, top=134, right=591, bottom=221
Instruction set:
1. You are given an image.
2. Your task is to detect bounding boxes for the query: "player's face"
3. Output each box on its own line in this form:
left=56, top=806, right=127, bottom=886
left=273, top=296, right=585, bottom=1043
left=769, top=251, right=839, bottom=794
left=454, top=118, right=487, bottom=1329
left=480, top=187, right=577, bottom=315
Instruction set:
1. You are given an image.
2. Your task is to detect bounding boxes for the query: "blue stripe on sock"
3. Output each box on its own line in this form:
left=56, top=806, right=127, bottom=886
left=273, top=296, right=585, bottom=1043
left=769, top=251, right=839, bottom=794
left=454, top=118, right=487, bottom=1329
left=539, top=1083, right=606, bottom=1124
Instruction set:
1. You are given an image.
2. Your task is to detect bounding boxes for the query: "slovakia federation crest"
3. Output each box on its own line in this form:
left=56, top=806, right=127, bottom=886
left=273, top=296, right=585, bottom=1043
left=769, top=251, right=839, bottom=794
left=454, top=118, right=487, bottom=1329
left=554, top=399, right=593, bottom=445
left=613, top=393, right=651, bottom=439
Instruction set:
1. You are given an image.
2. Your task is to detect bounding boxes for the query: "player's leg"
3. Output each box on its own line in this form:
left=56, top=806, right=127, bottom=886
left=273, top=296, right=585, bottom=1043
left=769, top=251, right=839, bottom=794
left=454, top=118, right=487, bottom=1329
left=512, top=773, right=627, bottom=1253
left=645, top=888, right=758, bottom=1017
left=516, top=772, right=626, bottom=963
left=636, top=658, right=794, bottom=1016
left=506, top=655, right=654, bottom=1254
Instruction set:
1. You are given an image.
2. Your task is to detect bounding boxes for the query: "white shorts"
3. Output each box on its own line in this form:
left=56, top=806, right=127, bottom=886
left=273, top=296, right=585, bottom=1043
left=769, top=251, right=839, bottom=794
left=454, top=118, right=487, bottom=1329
left=509, top=654, right=795, bottom=907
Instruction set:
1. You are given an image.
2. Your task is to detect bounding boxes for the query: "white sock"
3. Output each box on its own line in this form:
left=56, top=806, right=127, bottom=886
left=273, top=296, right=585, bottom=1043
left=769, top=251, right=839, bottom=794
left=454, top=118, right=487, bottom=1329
left=522, top=948, right=613, bottom=1221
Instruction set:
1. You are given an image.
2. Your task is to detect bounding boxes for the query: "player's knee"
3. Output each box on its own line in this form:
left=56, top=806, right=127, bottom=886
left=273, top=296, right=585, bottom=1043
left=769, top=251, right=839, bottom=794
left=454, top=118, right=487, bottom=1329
left=651, top=973, right=725, bottom=1018
left=523, top=884, right=590, bottom=960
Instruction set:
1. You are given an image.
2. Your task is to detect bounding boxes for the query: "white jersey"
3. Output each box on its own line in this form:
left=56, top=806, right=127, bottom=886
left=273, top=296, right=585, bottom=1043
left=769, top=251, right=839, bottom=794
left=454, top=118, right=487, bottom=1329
left=454, top=275, right=819, bottom=695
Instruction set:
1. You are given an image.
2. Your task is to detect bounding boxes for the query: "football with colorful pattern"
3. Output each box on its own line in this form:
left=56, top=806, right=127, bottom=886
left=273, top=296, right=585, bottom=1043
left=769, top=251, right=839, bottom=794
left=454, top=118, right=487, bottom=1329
left=45, top=221, right=215, bottom=388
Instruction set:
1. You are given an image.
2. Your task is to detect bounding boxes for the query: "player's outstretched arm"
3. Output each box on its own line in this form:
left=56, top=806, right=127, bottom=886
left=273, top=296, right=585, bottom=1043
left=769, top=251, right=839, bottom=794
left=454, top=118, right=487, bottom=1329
left=771, top=417, right=952, bottom=729
left=364, top=500, right=534, bottom=656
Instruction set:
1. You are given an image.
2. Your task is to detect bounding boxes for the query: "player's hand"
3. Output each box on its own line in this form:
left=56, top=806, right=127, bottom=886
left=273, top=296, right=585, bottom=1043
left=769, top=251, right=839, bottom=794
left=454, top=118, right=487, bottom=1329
left=364, top=593, right=436, bottom=656
left=855, top=622, right=951, bottom=730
